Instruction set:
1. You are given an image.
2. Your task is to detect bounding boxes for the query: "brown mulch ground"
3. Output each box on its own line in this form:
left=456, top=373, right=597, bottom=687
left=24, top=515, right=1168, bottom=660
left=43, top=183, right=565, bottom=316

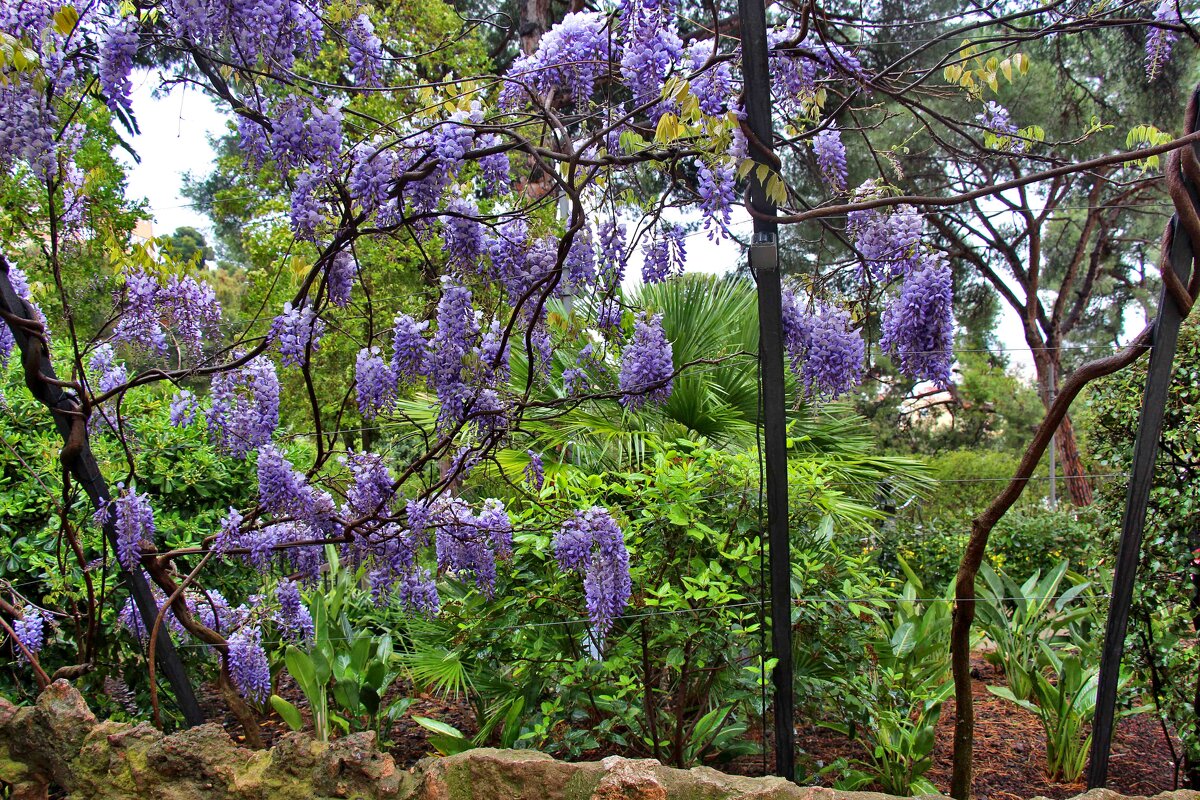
left=200, top=653, right=1183, bottom=796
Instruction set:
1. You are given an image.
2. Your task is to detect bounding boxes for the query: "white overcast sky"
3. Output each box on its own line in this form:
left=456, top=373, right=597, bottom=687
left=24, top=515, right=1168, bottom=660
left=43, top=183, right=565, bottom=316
left=121, top=79, right=1059, bottom=377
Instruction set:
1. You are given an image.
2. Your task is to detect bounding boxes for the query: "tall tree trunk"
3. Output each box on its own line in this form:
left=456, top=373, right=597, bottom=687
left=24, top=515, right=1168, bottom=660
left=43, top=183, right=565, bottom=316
left=1035, top=355, right=1094, bottom=506
left=1054, top=414, right=1094, bottom=506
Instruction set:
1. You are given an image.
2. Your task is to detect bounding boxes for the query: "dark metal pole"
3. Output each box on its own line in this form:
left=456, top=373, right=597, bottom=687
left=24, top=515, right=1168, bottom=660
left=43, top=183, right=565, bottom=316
left=737, top=0, right=795, bottom=780
left=0, top=256, right=205, bottom=727
left=1087, top=117, right=1199, bottom=786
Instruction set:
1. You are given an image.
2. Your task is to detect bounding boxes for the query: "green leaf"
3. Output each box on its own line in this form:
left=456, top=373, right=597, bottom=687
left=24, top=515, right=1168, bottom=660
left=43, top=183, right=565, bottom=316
left=270, top=695, right=304, bottom=731
left=285, top=646, right=317, bottom=693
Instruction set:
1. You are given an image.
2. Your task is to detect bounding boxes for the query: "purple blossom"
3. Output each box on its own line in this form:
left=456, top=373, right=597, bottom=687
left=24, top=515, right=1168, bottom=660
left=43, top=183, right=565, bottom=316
left=597, top=220, right=627, bottom=286
left=619, top=0, right=683, bottom=108
left=433, top=498, right=508, bottom=596
left=641, top=223, right=687, bottom=284
left=290, top=170, right=327, bottom=239
left=99, top=17, right=138, bottom=112
left=346, top=14, right=384, bottom=87
left=1146, top=0, right=1180, bottom=81
left=475, top=134, right=511, bottom=195
left=553, top=507, right=631, bottom=643
left=269, top=302, right=325, bottom=366
left=619, top=312, right=673, bottom=408
left=479, top=319, right=511, bottom=386
left=169, top=389, right=199, bottom=427
left=113, top=270, right=221, bottom=357
left=12, top=606, right=44, bottom=663
left=227, top=626, right=270, bottom=704
left=443, top=199, right=487, bottom=275
left=696, top=158, right=736, bottom=241
left=563, top=227, right=597, bottom=293
left=327, top=250, right=355, bottom=307
left=525, top=450, right=545, bottom=491
left=851, top=205, right=923, bottom=282
left=397, top=568, right=439, bottom=616
left=207, top=356, right=280, bottom=458
left=500, top=12, right=612, bottom=108
left=688, top=42, right=733, bottom=116
left=781, top=292, right=865, bottom=399
left=880, top=252, right=955, bottom=386
left=356, top=347, right=397, bottom=418
left=977, top=102, right=1024, bottom=152
left=343, top=450, right=397, bottom=517
left=88, top=344, right=127, bottom=394
left=275, top=580, right=314, bottom=642
left=391, top=313, right=429, bottom=383
left=257, top=444, right=336, bottom=530
left=1, top=324, right=15, bottom=373
left=813, top=125, right=848, bottom=192
left=270, top=95, right=343, bottom=173
left=349, top=143, right=397, bottom=216
left=97, top=489, right=156, bottom=571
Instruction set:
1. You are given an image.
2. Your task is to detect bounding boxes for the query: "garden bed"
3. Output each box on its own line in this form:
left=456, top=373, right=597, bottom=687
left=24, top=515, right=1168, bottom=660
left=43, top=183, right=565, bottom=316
left=196, top=654, right=1181, bottom=798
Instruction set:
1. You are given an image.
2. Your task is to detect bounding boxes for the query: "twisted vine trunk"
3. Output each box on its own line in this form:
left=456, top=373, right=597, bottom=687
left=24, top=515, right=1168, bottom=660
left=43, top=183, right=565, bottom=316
left=0, top=256, right=204, bottom=726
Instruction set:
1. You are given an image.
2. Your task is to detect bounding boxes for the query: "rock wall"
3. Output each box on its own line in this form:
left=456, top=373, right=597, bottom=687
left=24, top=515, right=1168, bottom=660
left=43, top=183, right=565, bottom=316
left=1, top=681, right=1196, bottom=800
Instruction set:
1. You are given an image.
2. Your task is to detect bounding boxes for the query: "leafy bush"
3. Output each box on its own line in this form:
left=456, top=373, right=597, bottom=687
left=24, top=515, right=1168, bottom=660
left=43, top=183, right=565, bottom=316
left=988, top=649, right=1145, bottom=782
left=820, top=566, right=952, bottom=796
left=975, top=560, right=1095, bottom=701
left=1082, top=316, right=1200, bottom=785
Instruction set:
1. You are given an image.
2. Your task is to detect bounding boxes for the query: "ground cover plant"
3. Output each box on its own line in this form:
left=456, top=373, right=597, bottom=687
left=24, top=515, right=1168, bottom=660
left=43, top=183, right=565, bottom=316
left=0, top=0, right=1198, bottom=795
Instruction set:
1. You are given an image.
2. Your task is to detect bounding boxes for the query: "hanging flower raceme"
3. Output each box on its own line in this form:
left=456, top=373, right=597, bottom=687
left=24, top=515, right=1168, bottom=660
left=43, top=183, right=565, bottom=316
left=112, top=270, right=222, bottom=358
left=1146, top=0, right=1181, bottom=81
left=275, top=580, right=315, bottom=642
left=269, top=302, right=325, bottom=366
left=355, top=347, right=397, bottom=418
left=346, top=13, right=384, bottom=87
left=641, top=223, right=687, bottom=284
left=881, top=252, right=955, bottom=387
left=499, top=12, right=612, bottom=108
left=96, top=489, right=157, bottom=571
left=207, top=356, right=280, bottom=458
left=812, top=125, right=848, bottom=193
left=12, top=606, right=45, bottom=663
left=849, top=203, right=923, bottom=282
left=98, top=17, right=138, bottom=113
left=432, top=498, right=512, bottom=596
left=977, top=102, right=1024, bottom=152
left=227, top=625, right=271, bottom=703
left=619, top=312, right=674, bottom=408
left=553, top=507, right=632, bottom=645
left=781, top=292, right=865, bottom=400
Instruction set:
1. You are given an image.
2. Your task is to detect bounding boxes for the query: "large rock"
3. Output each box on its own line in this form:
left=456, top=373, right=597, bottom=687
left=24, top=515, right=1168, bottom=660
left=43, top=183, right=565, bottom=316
left=0, top=682, right=1195, bottom=800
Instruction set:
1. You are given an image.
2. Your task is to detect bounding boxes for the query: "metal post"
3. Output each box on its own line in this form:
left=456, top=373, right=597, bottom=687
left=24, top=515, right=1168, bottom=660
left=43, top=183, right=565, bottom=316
left=737, top=0, right=795, bottom=780
left=1087, top=122, right=1199, bottom=786
left=0, top=257, right=205, bottom=726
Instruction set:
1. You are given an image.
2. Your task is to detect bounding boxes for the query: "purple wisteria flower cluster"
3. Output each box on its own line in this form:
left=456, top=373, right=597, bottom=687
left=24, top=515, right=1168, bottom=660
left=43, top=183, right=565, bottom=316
left=881, top=252, right=955, bottom=387
left=206, top=357, right=281, bottom=458
left=111, top=270, right=222, bottom=357
left=95, top=488, right=157, bottom=570
left=619, top=313, right=674, bottom=408
left=553, top=507, right=632, bottom=642
left=12, top=606, right=45, bottom=663
left=269, top=302, right=326, bottom=366
left=1146, top=0, right=1181, bottom=80
left=641, top=223, right=687, bottom=284
left=781, top=292, right=865, bottom=400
